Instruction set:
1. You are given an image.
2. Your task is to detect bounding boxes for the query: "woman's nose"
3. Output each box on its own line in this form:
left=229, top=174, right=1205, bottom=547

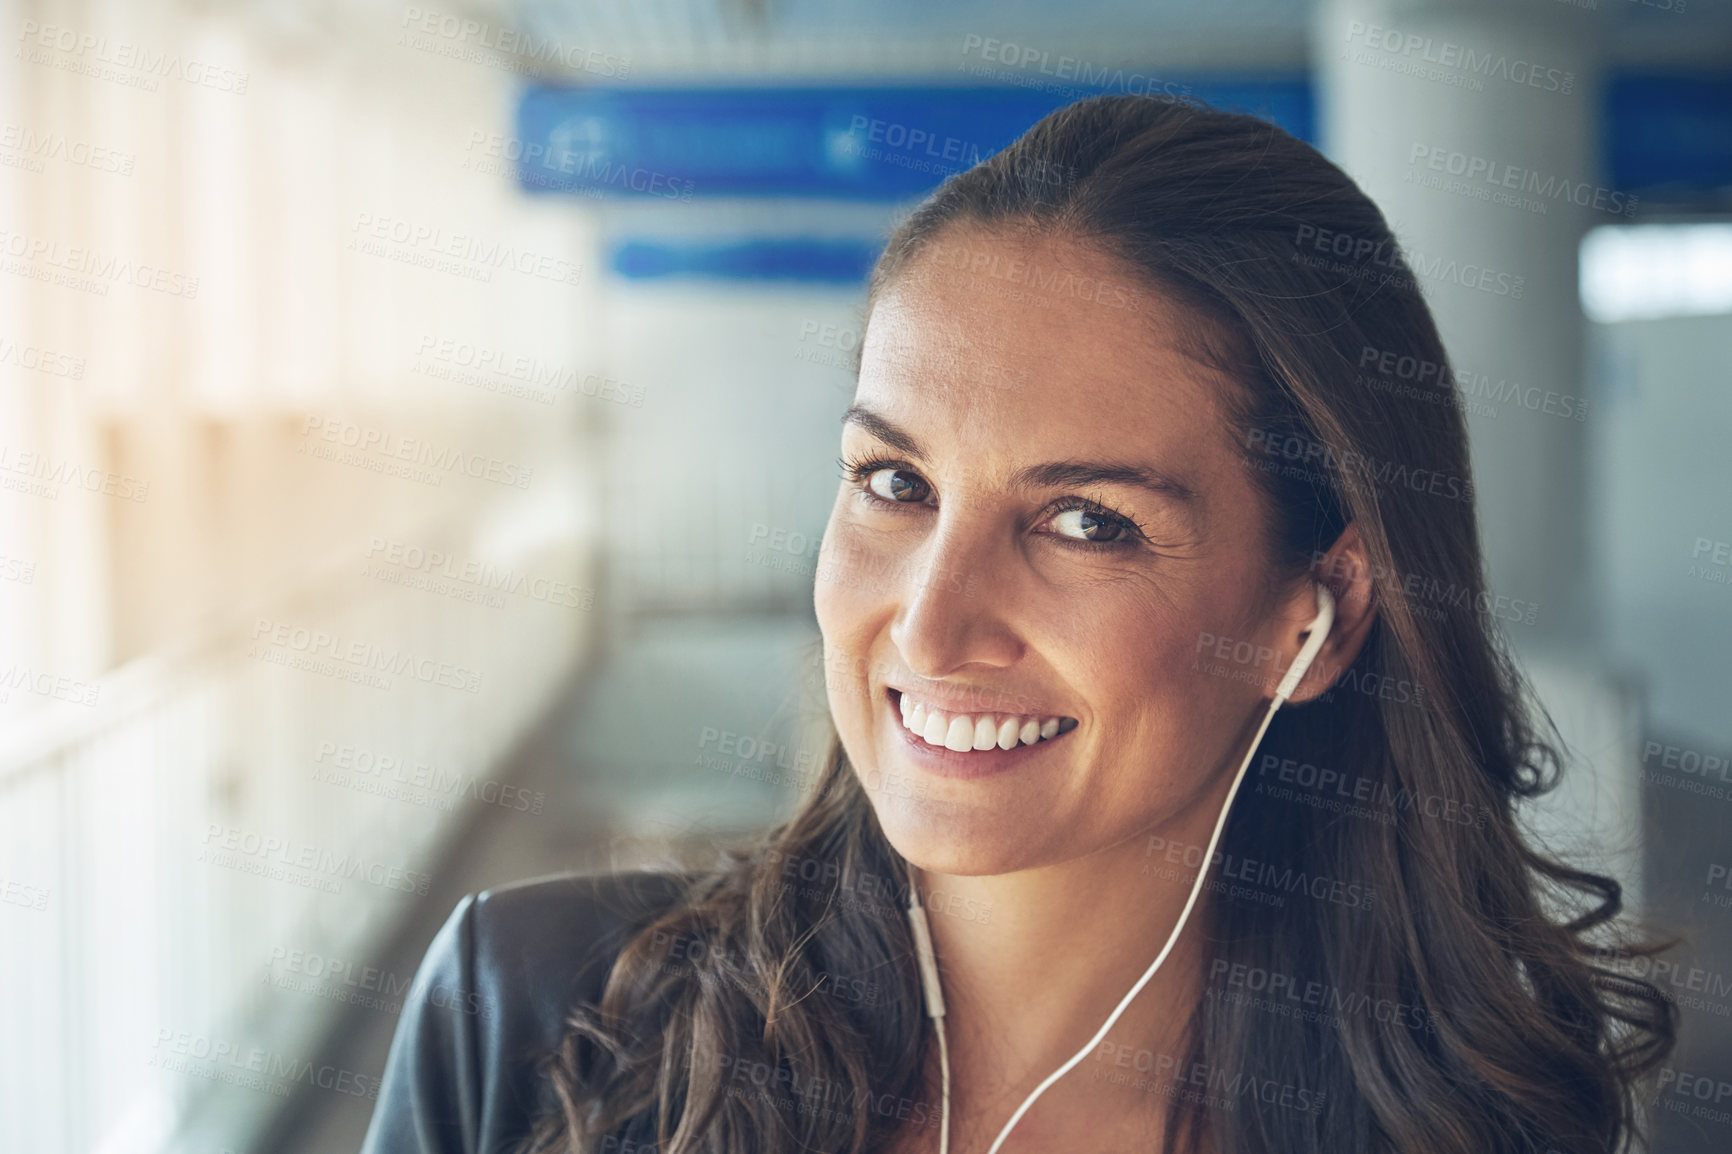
left=886, top=523, right=1023, bottom=679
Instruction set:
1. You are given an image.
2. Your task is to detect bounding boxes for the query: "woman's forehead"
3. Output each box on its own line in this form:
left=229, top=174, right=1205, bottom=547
left=855, top=255, right=1244, bottom=464
left=866, top=229, right=1247, bottom=397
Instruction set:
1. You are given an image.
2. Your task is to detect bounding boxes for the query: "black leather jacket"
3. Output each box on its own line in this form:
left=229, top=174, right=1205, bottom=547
left=358, top=869, right=689, bottom=1154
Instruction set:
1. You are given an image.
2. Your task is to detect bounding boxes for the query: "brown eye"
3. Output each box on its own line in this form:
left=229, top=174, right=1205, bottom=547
left=1042, top=501, right=1144, bottom=547
left=866, top=468, right=931, bottom=504
left=1048, top=507, right=1127, bottom=542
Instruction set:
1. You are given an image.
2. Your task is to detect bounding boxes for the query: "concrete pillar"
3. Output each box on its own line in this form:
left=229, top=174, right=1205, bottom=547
left=1316, top=0, right=1601, bottom=645
left=1312, top=0, right=1643, bottom=908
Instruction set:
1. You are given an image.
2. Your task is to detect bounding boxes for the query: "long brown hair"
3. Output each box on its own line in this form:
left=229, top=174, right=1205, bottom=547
left=526, top=93, right=1676, bottom=1154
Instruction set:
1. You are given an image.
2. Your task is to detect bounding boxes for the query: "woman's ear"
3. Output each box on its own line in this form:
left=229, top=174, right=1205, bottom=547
left=1275, top=522, right=1379, bottom=705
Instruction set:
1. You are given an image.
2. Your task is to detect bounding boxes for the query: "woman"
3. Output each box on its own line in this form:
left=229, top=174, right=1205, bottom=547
left=359, top=94, right=1676, bottom=1154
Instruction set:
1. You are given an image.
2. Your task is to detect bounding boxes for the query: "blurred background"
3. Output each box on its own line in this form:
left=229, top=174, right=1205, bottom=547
left=0, top=0, right=1728, bottom=1150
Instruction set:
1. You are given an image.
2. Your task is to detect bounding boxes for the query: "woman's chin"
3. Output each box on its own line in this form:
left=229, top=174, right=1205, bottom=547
left=862, top=792, right=1034, bottom=878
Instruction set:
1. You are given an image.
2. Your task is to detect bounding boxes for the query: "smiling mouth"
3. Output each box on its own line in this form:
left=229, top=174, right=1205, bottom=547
left=889, top=688, right=1079, bottom=753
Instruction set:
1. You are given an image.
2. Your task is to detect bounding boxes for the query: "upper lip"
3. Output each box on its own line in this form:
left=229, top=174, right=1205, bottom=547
left=887, top=682, right=1072, bottom=721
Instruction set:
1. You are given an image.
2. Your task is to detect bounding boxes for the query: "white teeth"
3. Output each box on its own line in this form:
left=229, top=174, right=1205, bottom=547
left=944, top=715, right=975, bottom=752
left=972, top=717, right=998, bottom=750
left=895, top=692, right=1073, bottom=753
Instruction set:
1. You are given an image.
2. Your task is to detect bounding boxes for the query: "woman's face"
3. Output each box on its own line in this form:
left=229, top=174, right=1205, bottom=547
left=815, top=226, right=1309, bottom=878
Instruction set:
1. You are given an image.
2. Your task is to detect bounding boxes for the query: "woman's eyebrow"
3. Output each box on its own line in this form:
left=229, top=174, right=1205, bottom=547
left=1010, top=461, right=1197, bottom=503
left=842, top=404, right=1198, bottom=503
left=842, top=404, right=925, bottom=458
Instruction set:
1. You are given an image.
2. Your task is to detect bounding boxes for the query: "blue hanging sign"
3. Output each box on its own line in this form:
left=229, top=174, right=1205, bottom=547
left=511, top=80, right=1314, bottom=201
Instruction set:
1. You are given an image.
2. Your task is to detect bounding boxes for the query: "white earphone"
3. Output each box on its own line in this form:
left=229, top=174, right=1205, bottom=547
left=905, top=583, right=1337, bottom=1154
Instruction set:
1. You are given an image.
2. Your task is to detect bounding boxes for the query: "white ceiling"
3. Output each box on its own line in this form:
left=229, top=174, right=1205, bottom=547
left=498, top=0, right=1732, bottom=79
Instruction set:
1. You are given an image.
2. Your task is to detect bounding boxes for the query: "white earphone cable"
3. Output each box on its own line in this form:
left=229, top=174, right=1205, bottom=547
left=905, top=880, right=952, bottom=1154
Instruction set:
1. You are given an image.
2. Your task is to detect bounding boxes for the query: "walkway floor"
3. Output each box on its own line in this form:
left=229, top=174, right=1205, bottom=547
left=262, top=611, right=824, bottom=1154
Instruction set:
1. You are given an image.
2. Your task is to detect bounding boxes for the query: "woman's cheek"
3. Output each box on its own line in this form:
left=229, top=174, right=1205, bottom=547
left=814, top=518, right=891, bottom=728
left=813, top=514, right=898, bottom=633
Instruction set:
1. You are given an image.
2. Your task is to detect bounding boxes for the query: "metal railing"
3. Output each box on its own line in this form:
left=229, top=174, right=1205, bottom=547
left=0, top=508, right=598, bottom=1154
